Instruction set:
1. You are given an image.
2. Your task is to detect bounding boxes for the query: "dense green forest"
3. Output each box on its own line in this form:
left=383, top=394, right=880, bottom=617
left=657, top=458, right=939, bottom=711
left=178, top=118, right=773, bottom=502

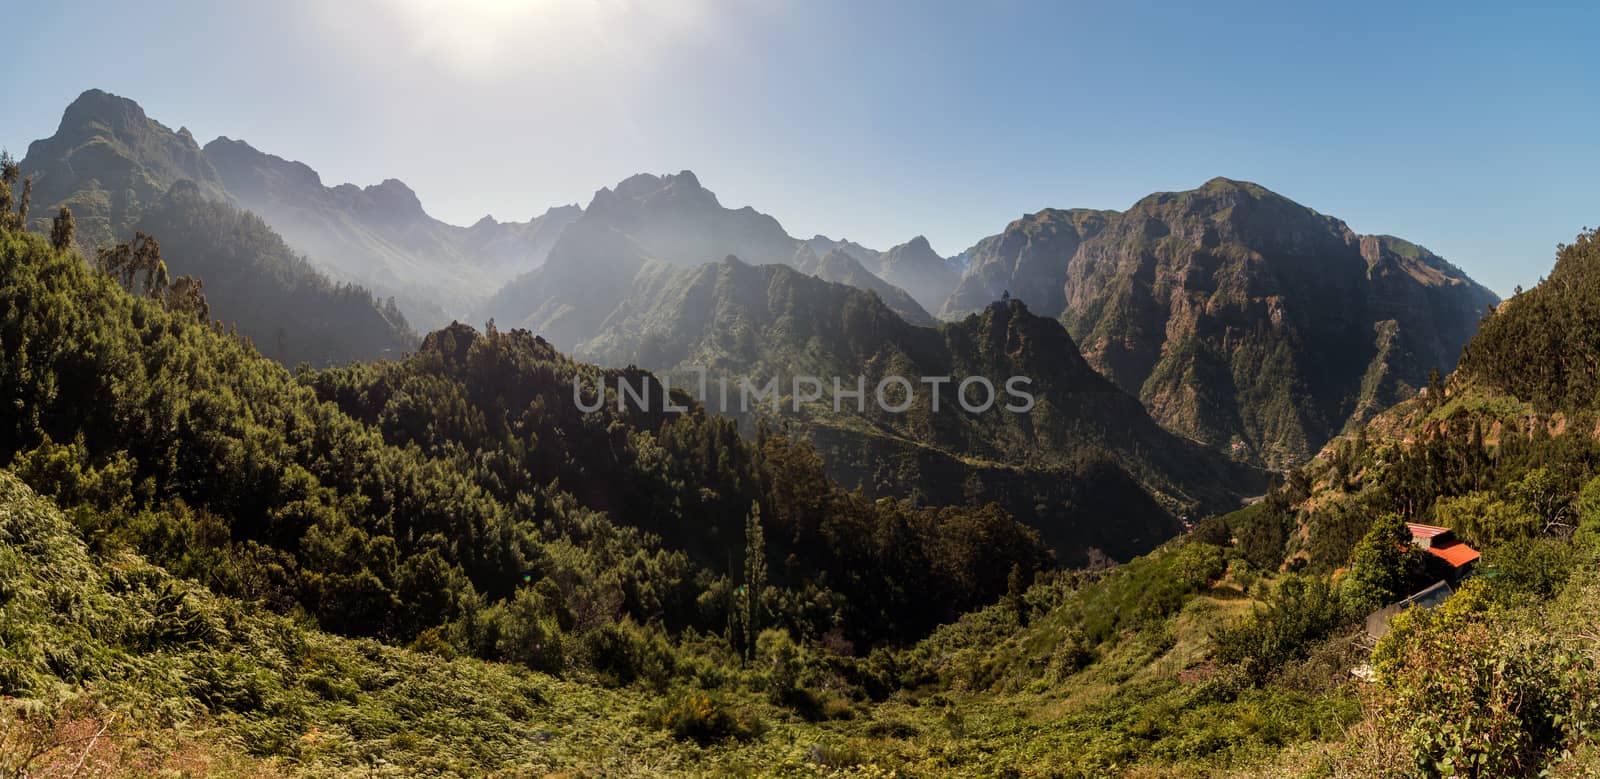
left=1458, top=228, right=1600, bottom=411
left=0, top=210, right=1049, bottom=662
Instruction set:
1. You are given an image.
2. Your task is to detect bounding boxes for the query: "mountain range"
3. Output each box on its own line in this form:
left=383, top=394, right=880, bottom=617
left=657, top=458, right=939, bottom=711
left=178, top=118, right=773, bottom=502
left=5, top=83, right=1586, bottom=776
left=18, top=90, right=583, bottom=334
left=791, top=244, right=936, bottom=326
left=11, top=89, right=1498, bottom=479
left=483, top=170, right=1498, bottom=472
left=18, top=91, right=414, bottom=365
left=204, top=136, right=580, bottom=327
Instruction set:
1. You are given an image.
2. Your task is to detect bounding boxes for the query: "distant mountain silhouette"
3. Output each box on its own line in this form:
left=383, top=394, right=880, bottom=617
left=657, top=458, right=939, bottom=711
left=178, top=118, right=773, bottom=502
left=204, top=136, right=580, bottom=329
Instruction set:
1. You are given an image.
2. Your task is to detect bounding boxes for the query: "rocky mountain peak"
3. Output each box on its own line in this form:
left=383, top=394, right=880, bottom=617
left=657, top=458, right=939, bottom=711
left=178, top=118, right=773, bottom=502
left=57, top=88, right=152, bottom=138
left=944, top=177, right=1499, bottom=469
left=541, top=204, right=583, bottom=220
left=21, top=89, right=228, bottom=249
left=791, top=243, right=821, bottom=273
left=665, top=169, right=701, bottom=191
left=877, top=234, right=960, bottom=316
left=362, top=178, right=425, bottom=216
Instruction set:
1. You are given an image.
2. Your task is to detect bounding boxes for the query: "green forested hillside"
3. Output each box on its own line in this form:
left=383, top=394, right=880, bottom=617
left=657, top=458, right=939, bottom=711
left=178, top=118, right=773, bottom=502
left=579, top=256, right=1264, bottom=561
left=17, top=89, right=230, bottom=250
left=0, top=217, right=1046, bottom=659
left=8, top=177, right=1600, bottom=776
left=0, top=470, right=635, bottom=776
left=133, top=181, right=416, bottom=365
left=865, top=220, right=1600, bottom=772
left=14, top=90, right=417, bottom=366
left=1458, top=228, right=1600, bottom=411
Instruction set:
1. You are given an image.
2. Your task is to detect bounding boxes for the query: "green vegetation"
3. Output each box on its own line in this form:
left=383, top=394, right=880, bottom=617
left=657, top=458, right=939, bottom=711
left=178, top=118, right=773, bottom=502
left=0, top=217, right=1049, bottom=662
left=8, top=143, right=1600, bottom=774
left=575, top=254, right=1266, bottom=562
left=133, top=181, right=416, bottom=365
left=17, top=89, right=415, bottom=366
left=1460, top=227, right=1600, bottom=411
left=1339, top=514, right=1427, bottom=612
left=0, top=215, right=1334, bottom=777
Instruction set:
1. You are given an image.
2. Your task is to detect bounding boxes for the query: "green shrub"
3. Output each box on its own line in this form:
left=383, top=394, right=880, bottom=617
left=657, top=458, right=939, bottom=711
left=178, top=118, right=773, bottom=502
left=646, top=690, right=764, bottom=745
left=1371, top=579, right=1599, bottom=776
left=1433, top=491, right=1538, bottom=549
left=1488, top=536, right=1574, bottom=599
left=1213, top=576, right=1348, bottom=683
left=580, top=618, right=677, bottom=689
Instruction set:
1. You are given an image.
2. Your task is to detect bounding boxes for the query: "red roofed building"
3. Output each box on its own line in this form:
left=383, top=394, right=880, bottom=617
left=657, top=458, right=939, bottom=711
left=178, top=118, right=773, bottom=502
left=1406, top=523, right=1480, bottom=581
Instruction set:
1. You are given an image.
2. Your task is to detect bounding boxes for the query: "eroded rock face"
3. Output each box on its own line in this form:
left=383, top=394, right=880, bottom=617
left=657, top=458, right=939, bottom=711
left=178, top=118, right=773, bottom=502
left=942, top=178, right=1498, bottom=469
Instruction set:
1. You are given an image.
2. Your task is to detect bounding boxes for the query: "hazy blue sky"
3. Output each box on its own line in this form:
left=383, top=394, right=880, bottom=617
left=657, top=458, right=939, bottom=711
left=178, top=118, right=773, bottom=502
left=7, top=0, right=1597, bottom=296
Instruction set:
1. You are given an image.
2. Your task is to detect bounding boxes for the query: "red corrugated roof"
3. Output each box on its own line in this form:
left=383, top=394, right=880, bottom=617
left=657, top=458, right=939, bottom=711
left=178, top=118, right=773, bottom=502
left=1426, top=541, right=1480, bottom=568
left=1407, top=523, right=1449, bottom=539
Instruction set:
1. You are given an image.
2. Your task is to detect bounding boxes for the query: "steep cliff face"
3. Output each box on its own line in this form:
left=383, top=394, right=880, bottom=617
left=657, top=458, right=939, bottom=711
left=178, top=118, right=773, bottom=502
left=809, top=248, right=935, bottom=326
left=942, top=208, right=1114, bottom=319
left=941, top=178, right=1498, bottom=468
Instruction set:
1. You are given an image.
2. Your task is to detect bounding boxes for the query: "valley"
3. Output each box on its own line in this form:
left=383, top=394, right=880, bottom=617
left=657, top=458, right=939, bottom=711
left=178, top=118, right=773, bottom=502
left=0, top=38, right=1589, bottom=774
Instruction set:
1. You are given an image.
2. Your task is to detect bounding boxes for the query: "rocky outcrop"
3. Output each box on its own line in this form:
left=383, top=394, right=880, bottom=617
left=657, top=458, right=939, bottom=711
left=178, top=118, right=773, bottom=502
left=940, top=178, right=1498, bottom=468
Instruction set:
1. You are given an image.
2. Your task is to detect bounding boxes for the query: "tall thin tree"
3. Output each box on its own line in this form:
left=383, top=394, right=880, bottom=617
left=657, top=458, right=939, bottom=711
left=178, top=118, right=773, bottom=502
left=742, top=501, right=766, bottom=661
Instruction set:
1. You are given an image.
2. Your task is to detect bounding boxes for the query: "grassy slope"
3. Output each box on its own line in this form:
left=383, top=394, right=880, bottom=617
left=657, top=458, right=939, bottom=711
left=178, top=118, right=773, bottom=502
left=3, top=461, right=1365, bottom=777
left=875, top=556, right=1358, bottom=776
left=0, top=470, right=814, bottom=777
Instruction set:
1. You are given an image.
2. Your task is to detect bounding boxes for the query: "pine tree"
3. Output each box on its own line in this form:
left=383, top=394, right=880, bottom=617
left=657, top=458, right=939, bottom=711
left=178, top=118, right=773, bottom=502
left=0, top=151, right=17, bottom=230
left=16, top=175, right=30, bottom=227
left=742, top=501, right=766, bottom=661
left=1006, top=562, right=1029, bottom=625
left=49, top=206, right=74, bottom=252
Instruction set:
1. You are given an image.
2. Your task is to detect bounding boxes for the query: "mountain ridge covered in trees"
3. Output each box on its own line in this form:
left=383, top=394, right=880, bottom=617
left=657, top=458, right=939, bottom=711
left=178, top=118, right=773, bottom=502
left=575, top=254, right=1264, bottom=560
left=14, top=89, right=416, bottom=366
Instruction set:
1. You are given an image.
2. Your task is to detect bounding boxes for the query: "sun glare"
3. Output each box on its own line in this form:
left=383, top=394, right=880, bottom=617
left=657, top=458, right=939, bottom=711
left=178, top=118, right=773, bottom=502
left=342, top=0, right=717, bottom=77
